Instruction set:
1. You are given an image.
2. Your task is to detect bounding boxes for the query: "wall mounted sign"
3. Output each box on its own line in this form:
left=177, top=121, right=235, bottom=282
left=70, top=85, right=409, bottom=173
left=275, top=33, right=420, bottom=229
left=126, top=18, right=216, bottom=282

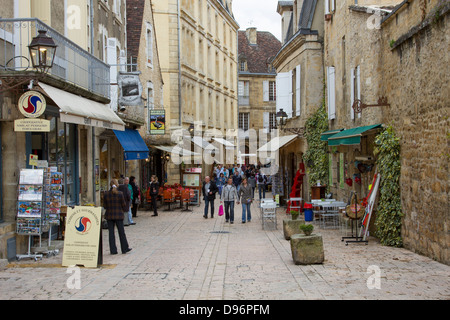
left=18, top=91, right=47, bottom=118
left=14, top=118, right=50, bottom=132
left=149, top=109, right=165, bottom=135
left=118, top=72, right=142, bottom=106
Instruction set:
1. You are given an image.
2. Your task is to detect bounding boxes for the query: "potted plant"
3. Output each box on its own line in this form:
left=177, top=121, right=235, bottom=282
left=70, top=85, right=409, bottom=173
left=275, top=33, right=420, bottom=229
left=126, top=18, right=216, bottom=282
left=300, top=224, right=314, bottom=236
left=290, top=210, right=299, bottom=220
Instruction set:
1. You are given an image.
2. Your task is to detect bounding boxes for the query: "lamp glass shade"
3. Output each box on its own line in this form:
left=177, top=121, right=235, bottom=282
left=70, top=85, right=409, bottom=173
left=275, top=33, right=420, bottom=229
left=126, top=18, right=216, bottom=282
left=28, top=30, right=57, bottom=72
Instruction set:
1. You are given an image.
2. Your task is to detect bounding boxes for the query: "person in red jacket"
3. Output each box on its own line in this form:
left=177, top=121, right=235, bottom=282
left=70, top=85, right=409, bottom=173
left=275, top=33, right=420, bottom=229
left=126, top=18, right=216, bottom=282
left=103, top=179, right=132, bottom=255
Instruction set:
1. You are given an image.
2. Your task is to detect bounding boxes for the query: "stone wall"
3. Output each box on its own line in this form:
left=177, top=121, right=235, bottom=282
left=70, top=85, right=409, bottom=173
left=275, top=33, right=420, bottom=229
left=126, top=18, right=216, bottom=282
left=380, top=0, right=450, bottom=264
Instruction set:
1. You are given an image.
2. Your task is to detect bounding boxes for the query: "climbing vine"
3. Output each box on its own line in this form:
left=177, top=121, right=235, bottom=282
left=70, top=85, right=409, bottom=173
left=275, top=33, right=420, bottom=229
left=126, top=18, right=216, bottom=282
left=374, top=125, right=403, bottom=247
left=303, top=101, right=329, bottom=187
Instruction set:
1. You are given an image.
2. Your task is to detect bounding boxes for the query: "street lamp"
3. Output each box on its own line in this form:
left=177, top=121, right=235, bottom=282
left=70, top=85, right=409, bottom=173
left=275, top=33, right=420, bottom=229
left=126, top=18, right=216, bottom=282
left=276, top=108, right=288, bottom=128
left=28, top=30, right=57, bottom=73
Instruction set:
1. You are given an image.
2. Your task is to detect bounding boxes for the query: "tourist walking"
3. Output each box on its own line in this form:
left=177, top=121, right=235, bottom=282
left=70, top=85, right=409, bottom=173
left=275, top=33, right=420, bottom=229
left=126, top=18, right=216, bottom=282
left=247, top=174, right=256, bottom=198
left=103, top=179, right=132, bottom=255
left=238, top=178, right=253, bottom=223
left=149, top=175, right=159, bottom=216
left=216, top=172, right=226, bottom=198
left=129, top=176, right=140, bottom=218
left=220, top=177, right=239, bottom=224
left=117, top=178, right=132, bottom=226
left=202, top=176, right=219, bottom=218
left=232, top=170, right=242, bottom=193
left=256, top=170, right=267, bottom=200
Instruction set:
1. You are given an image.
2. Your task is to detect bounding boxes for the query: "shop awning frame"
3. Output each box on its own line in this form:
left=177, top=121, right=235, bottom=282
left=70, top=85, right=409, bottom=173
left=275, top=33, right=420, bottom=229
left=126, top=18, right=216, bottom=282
left=257, top=134, right=298, bottom=153
left=39, top=83, right=125, bottom=131
left=327, top=124, right=383, bottom=146
left=320, top=128, right=344, bottom=141
left=113, top=129, right=149, bottom=160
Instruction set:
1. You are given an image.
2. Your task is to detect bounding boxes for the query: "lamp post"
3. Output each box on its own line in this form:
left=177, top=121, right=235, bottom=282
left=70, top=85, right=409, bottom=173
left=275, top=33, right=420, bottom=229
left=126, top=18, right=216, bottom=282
left=276, top=108, right=288, bottom=129
left=28, top=30, right=57, bottom=74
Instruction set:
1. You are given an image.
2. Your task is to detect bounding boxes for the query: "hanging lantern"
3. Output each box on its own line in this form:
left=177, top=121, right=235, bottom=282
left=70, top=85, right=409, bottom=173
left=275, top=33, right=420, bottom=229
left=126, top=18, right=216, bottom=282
left=28, top=30, right=57, bottom=73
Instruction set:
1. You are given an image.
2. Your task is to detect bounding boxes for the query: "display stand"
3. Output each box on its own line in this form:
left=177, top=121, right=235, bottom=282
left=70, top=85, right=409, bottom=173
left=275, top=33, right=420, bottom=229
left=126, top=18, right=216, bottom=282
left=341, top=192, right=368, bottom=245
left=43, top=169, right=62, bottom=257
left=16, top=169, right=45, bottom=261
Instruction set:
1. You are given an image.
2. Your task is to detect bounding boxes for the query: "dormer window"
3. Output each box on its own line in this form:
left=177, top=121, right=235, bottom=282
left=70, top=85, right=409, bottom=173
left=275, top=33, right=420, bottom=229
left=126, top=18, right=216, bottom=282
left=239, top=59, right=247, bottom=72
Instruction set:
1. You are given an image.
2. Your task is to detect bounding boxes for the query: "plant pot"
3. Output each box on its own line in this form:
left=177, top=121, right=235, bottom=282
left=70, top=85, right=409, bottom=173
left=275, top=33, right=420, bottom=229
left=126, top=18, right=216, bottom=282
left=290, top=233, right=324, bottom=265
left=303, top=230, right=312, bottom=236
left=291, top=213, right=299, bottom=220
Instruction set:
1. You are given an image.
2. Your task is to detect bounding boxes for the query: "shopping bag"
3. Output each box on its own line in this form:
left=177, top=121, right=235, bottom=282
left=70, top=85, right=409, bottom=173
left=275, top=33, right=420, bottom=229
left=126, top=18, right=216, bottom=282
left=218, top=204, right=224, bottom=216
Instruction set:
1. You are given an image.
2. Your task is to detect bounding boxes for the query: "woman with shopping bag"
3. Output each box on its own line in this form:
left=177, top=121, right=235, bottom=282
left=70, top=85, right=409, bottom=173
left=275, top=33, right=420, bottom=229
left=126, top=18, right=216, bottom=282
left=220, top=177, right=239, bottom=224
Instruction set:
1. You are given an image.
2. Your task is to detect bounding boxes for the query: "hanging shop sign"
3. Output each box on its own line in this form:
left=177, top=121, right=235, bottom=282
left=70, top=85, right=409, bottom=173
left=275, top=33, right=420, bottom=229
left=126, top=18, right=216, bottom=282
left=149, top=109, right=165, bottom=135
left=14, top=118, right=50, bottom=132
left=62, top=206, right=102, bottom=268
left=118, top=72, right=142, bottom=106
left=18, top=91, right=47, bottom=118
left=15, top=91, right=50, bottom=132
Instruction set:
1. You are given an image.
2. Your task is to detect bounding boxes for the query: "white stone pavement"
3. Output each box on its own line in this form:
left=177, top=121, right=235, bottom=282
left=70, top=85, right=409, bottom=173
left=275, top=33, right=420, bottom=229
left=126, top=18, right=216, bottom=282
left=0, top=196, right=449, bottom=300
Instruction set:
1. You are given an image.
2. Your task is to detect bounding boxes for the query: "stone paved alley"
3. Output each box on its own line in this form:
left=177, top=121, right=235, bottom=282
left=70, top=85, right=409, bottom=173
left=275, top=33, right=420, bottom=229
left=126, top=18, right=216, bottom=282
left=0, top=198, right=449, bottom=301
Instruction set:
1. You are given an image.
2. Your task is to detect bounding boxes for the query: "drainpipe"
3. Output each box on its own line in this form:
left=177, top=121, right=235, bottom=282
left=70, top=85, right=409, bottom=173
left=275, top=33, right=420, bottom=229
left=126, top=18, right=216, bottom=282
left=177, top=0, right=182, bottom=126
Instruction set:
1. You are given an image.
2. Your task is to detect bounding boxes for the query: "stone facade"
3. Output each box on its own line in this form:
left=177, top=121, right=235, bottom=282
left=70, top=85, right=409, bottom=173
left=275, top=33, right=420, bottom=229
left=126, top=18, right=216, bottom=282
left=237, top=28, right=281, bottom=164
left=152, top=0, right=239, bottom=183
left=272, top=0, right=324, bottom=200
left=323, top=0, right=449, bottom=265
left=380, top=0, right=450, bottom=264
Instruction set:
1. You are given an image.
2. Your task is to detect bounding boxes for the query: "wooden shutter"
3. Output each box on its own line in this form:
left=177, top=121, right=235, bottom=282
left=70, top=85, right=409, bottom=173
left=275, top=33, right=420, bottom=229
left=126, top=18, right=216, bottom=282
left=276, top=71, right=293, bottom=117
left=327, top=67, right=336, bottom=120
left=263, top=81, right=269, bottom=102
left=350, top=68, right=355, bottom=120
left=295, top=65, right=301, bottom=117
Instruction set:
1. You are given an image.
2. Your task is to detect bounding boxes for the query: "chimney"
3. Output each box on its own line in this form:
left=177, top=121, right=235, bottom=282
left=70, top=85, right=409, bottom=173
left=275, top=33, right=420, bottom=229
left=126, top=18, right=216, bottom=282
left=246, top=27, right=257, bottom=45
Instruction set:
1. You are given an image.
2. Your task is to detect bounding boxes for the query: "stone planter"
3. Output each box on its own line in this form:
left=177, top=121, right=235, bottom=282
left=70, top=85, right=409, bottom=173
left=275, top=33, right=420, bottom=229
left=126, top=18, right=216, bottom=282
left=283, top=219, right=304, bottom=240
left=290, top=233, right=324, bottom=265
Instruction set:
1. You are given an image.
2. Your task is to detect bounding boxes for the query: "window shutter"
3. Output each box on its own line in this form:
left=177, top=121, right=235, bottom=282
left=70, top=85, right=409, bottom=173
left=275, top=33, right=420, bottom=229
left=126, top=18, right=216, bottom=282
left=356, top=65, right=361, bottom=118
left=276, top=71, right=292, bottom=117
left=238, top=81, right=244, bottom=96
left=350, top=68, right=355, bottom=120
left=296, top=65, right=301, bottom=117
left=327, top=67, right=336, bottom=120
left=263, top=112, right=269, bottom=133
left=325, top=0, right=330, bottom=14
left=331, top=0, right=335, bottom=12
left=263, top=81, right=269, bottom=102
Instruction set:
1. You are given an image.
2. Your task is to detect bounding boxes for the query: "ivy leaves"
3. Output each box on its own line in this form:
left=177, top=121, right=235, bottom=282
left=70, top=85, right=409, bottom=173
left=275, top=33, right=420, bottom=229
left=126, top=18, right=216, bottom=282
left=374, top=125, right=403, bottom=247
left=303, top=103, right=329, bottom=187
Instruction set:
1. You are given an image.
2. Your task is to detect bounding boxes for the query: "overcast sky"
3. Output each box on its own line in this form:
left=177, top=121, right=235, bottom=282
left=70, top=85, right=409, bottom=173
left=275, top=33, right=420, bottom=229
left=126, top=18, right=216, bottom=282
left=232, top=0, right=282, bottom=41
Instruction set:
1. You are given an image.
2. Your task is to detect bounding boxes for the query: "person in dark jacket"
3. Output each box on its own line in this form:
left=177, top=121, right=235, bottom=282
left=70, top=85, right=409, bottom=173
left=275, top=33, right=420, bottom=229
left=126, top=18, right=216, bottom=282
left=149, top=175, right=160, bottom=216
left=118, top=178, right=132, bottom=226
left=103, top=179, right=132, bottom=255
left=129, top=176, right=140, bottom=218
left=202, top=175, right=218, bottom=219
left=232, top=170, right=242, bottom=193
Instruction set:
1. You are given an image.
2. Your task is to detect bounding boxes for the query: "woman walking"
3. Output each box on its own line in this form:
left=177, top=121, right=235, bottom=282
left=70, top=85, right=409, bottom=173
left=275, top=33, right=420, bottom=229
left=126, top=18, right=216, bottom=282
left=103, top=179, right=132, bottom=255
left=238, top=178, right=253, bottom=223
left=149, top=175, right=160, bottom=216
left=216, top=172, right=226, bottom=198
left=220, top=177, right=239, bottom=224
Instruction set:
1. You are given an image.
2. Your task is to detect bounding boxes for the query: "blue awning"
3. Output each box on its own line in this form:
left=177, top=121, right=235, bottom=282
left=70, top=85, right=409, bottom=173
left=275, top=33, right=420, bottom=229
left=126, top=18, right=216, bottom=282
left=113, top=129, right=149, bottom=160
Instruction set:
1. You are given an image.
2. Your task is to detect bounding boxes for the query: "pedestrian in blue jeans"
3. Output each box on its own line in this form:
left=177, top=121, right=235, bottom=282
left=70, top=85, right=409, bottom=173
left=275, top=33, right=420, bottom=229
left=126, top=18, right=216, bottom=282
left=220, top=177, right=239, bottom=224
left=256, top=171, right=267, bottom=200
left=238, top=178, right=253, bottom=223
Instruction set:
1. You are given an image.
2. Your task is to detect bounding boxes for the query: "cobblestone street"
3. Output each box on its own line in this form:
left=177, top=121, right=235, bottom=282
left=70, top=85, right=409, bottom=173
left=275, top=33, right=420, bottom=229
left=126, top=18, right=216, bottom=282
left=1, top=198, right=449, bottom=301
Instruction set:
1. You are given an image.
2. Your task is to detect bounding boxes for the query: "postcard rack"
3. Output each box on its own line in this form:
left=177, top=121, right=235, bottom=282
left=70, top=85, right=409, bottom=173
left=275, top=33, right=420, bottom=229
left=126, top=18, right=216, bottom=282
left=16, top=169, right=45, bottom=261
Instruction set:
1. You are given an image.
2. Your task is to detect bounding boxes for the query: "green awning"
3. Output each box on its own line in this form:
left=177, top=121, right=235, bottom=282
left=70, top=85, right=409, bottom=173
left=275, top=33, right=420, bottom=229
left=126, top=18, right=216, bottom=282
left=327, top=124, right=383, bottom=146
left=320, top=128, right=344, bottom=141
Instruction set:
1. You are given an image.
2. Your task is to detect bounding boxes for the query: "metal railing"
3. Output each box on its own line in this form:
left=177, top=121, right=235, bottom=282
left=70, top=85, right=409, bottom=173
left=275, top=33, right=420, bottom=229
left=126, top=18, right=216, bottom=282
left=0, top=18, right=110, bottom=99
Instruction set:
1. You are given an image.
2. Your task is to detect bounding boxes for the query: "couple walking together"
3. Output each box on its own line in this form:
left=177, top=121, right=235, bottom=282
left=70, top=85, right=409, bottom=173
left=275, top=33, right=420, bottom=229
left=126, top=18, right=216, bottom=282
left=202, top=176, right=253, bottom=224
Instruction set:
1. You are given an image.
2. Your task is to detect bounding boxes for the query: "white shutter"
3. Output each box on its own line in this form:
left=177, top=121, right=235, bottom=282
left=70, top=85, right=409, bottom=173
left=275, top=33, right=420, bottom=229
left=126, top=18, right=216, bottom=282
left=325, top=0, right=330, bottom=14
left=350, top=67, right=355, bottom=120
left=276, top=71, right=293, bottom=117
left=331, top=0, right=335, bottom=12
left=327, top=67, right=336, bottom=120
left=356, top=65, right=361, bottom=118
left=263, top=81, right=269, bottom=102
left=295, top=65, right=301, bottom=117
left=263, top=112, right=269, bottom=133
left=238, top=81, right=244, bottom=96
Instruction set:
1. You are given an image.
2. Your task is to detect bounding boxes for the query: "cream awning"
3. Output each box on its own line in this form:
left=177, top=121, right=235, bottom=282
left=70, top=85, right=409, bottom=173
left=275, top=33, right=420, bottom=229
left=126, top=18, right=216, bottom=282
left=39, top=83, right=125, bottom=131
left=257, top=135, right=298, bottom=153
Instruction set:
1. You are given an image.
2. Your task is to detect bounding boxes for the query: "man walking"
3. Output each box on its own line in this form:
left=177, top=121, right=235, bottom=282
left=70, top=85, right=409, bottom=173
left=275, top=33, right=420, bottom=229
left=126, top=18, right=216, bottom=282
left=202, top=176, right=218, bottom=218
left=118, top=178, right=132, bottom=226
